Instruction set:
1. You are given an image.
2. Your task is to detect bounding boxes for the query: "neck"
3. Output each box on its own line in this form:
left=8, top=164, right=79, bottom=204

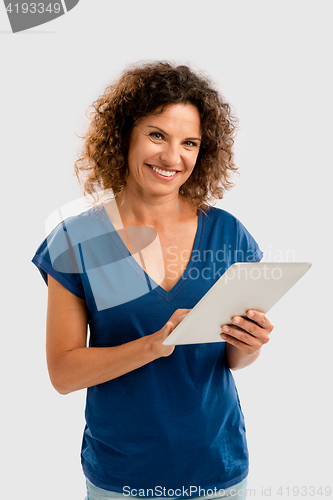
left=115, top=186, right=191, bottom=229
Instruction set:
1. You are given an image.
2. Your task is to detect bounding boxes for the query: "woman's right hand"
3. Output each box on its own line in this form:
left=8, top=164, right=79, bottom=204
left=46, top=276, right=191, bottom=394
left=149, top=309, right=191, bottom=358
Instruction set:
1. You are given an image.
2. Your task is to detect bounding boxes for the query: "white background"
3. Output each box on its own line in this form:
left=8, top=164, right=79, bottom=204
left=1, top=1, right=332, bottom=499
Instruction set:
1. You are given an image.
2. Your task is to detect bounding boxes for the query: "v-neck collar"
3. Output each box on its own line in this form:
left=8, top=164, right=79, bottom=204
left=98, top=204, right=204, bottom=302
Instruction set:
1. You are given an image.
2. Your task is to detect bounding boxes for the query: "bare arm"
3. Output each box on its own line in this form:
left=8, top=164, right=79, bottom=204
left=46, top=276, right=189, bottom=395
left=221, top=310, right=274, bottom=370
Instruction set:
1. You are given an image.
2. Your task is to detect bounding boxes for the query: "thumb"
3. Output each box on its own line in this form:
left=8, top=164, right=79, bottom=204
left=164, top=321, right=174, bottom=335
left=162, top=322, right=176, bottom=354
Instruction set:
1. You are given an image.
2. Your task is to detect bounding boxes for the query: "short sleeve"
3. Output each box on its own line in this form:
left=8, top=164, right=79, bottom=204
left=236, top=219, right=263, bottom=263
left=31, top=219, right=85, bottom=300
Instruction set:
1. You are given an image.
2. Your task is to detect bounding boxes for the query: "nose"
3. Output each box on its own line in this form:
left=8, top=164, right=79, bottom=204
left=159, top=144, right=181, bottom=168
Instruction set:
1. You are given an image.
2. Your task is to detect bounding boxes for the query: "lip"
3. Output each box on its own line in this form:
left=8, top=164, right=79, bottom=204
left=146, top=164, right=180, bottom=181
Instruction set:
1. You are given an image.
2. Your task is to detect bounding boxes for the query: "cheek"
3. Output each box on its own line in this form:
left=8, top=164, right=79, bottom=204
left=186, top=153, right=200, bottom=172
left=128, top=140, right=156, bottom=166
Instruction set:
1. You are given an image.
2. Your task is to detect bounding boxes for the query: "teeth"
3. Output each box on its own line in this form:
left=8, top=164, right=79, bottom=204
left=149, top=165, right=176, bottom=177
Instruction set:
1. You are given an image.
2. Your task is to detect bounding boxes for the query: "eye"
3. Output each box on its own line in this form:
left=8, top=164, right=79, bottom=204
left=149, top=132, right=164, bottom=140
left=183, top=140, right=198, bottom=148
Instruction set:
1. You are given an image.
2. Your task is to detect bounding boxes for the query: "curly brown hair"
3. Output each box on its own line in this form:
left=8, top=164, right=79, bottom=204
left=74, top=61, right=238, bottom=209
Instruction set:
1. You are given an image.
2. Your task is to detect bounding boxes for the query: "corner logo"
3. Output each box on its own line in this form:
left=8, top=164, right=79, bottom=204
left=3, top=0, right=80, bottom=33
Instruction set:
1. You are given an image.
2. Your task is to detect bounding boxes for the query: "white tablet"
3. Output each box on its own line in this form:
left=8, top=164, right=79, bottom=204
left=163, top=262, right=312, bottom=346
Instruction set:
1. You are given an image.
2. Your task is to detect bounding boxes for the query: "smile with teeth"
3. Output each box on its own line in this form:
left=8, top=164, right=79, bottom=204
left=148, top=164, right=177, bottom=177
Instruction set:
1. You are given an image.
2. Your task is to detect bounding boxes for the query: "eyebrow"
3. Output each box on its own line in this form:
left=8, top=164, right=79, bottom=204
left=146, top=125, right=202, bottom=142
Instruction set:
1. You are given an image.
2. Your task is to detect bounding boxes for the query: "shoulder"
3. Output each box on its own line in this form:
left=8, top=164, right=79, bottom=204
left=31, top=206, right=104, bottom=299
left=202, top=205, right=240, bottom=229
left=34, top=204, right=105, bottom=270
left=199, top=206, right=240, bottom=244
left=203, top=205, right=236, bottom=219
left=46, top=204, right=104, bottom=245
left=202, top=205, right=263, bottom=262
left=204, top=205, right=256, bottom=232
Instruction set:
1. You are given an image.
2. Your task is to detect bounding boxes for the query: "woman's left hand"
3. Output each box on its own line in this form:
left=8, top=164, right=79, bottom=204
left=221, top=310, right=274, bottom=355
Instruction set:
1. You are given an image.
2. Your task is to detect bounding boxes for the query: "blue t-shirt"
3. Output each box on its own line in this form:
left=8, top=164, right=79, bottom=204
left=32, top=204, right=263, bottom=495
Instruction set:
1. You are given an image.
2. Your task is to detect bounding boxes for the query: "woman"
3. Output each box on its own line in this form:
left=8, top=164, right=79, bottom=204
left=32, top=61, right=273, bottom=500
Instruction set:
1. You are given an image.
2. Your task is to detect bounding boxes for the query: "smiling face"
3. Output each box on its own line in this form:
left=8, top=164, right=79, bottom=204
left=124, top=103, right=202, bottom=200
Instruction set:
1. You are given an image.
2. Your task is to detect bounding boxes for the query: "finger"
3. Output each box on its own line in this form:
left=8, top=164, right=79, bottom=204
left=173, top=313, right=189, bottom=328
left=246, top=310, right=274, bottom=332
left=161, top=322, right=176, bottom=355
left=221, top=324, right=260, bottom=347
left=220, top=329, right=261, bottom=354
left=165, top=321, right=174, bottom=334
left=169, top=309, right=191, bottom=321
left=226, top=314, right=272, bottom=346
left=175, top=308, right=191, bottom=315
left=161, top=321, right=175, bottom=343
left=230, top=316, right=262, bottom=338
left=169, top=309, right=191, bottom=327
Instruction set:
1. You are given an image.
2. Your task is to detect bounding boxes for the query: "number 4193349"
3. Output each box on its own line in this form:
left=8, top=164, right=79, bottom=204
left=5, top=3, right=61, bottom=14
left=277, top=485, right=331, bottom=496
